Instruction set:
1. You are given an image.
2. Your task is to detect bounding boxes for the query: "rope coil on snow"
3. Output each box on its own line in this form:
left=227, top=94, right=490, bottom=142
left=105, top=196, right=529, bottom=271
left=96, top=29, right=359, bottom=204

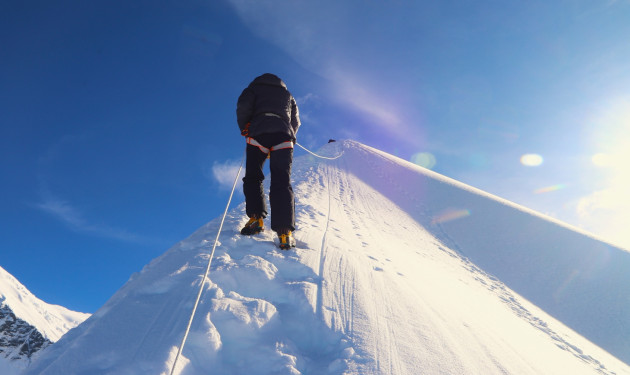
left=169, top=150, right=245, bottom=375
left=296, top=142, right=343, bottom=160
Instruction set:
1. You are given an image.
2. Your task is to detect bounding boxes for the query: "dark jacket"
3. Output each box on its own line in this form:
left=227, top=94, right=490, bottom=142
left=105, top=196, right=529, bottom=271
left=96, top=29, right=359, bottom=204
left=236, top=73, right=301, bottom=141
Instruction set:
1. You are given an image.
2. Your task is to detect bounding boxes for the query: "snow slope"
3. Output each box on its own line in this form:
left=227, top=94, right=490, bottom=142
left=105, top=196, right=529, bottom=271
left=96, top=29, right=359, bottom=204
left=25, top=140, right=630, bottom=375
left=0, top=266, right=89, bottom=374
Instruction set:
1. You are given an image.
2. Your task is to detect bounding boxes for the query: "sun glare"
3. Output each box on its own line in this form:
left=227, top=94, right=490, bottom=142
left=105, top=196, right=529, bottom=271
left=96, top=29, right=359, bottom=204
left=578, top=97, right=630, bottom=249
left=591, top=153, right=613, bottom=168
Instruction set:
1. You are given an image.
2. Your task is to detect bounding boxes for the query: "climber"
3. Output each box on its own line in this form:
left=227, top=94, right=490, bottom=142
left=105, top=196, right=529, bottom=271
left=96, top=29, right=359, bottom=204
left=236, top=73, right=300, bottom=249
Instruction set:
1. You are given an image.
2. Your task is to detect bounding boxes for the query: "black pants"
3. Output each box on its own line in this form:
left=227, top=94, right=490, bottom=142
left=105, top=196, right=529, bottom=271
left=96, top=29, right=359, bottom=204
left=243, top=133, right=295, bottom=232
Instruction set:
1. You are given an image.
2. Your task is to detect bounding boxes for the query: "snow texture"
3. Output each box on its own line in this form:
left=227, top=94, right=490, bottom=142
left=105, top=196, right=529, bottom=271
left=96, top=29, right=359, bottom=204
left=24, top=140, right=630, bottom=375
left=0, top=266, right=89, bottom=374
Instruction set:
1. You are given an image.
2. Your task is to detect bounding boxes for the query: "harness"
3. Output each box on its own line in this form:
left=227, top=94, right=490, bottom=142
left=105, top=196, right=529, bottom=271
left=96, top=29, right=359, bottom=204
left=246, top=137, right=293, bottom=154
left=243, top=113, right=294, bottom=154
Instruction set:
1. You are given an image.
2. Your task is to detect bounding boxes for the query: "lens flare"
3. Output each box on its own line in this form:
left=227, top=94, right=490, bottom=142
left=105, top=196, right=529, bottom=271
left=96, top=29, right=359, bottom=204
left=469, top=153, right=489, bottom=169
left=520, top=154, right=544, bottom=167
left=534, top=184, right=566, bottom=194
left=432, top=208, right=471, bottom=224
left=411, top=152, right=436, bottom=169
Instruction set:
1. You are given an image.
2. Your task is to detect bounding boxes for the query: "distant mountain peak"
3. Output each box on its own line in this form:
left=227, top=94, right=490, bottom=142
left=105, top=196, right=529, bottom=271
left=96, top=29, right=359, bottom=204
left=0, top=266, right=89, bottom=374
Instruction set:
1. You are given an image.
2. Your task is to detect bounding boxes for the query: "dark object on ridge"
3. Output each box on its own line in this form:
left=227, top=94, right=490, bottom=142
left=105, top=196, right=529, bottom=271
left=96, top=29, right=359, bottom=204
left=328, top=139, right=336, bottom=143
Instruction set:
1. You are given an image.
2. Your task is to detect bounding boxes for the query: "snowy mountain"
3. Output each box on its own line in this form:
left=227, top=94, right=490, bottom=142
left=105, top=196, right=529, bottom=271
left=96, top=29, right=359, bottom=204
left=0, top=266, right=89, bottom=374
left=24, top=140, right=630, bottom=374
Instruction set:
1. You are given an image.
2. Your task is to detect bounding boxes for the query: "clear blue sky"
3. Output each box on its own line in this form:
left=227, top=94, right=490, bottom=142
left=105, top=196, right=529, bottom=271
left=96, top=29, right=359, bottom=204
left=2, top=0, right=629, bottom=313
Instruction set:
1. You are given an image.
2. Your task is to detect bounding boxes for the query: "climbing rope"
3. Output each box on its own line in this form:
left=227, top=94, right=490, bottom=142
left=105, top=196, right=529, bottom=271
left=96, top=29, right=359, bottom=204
left=169, top=141, right=338, bottom=374
left=296, top=142, right=344, bottom=160
left=169, top=150, right=245, bottom=375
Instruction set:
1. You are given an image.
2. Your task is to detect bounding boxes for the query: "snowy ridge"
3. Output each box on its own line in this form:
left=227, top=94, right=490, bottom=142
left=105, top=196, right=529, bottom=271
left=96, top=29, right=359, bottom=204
left=0, top=266, right=89, bottom=374
left=340, top=142, right=630, bottom=364
left=25, top=140, right=630, bottom=374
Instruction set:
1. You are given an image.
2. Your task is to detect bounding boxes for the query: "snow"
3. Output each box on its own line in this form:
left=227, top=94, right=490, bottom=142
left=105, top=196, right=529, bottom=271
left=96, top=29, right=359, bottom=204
left=0, top=266, right=89, bottom=342
left=24, top=140, right=630, bottom=374
left=0, top=358, right=21, bottom=375
left=0, top=266, right=90, bottom=374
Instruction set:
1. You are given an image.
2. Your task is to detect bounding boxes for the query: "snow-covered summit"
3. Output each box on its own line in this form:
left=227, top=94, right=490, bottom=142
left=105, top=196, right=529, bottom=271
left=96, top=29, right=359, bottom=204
left=24, top=140, right=630, bottom=374
left=0, top=266, right=89, bottom=374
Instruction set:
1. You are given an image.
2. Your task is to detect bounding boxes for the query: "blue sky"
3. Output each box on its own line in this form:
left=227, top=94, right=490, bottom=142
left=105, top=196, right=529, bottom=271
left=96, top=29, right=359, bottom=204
left=2, top=0, right=629, bottom=313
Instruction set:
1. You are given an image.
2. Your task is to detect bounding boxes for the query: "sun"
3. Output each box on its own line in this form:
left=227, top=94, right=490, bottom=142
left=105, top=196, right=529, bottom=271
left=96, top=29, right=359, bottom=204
left=577, top=97, right=630, bottom=249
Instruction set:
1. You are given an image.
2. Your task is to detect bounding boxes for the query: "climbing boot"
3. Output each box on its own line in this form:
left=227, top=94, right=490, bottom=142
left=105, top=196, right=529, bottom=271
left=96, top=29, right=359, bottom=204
left=278, top=230, right=296, bottom=250
left=240, top=216, right=264, bottom=235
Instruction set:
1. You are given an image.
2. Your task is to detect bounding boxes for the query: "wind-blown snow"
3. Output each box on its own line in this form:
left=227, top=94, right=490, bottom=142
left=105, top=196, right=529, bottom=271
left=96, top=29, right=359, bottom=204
left=24, top=140, right=630, bottom=375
